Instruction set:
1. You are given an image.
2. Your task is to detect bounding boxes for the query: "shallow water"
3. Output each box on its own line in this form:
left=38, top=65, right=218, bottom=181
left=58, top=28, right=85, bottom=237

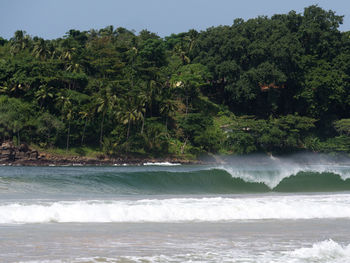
left=0, top=220, right=349, bottom=263
left=1, top=155, right=350, bottom=262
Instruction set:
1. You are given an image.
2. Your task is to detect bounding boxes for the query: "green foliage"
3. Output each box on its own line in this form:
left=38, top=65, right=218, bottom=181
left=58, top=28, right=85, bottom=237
left=319, top=136, right=350, bottom=153
left=225, top=132, right=257, bottom=154
left=1, top=5, right=350, bottom=157
left=0, top=95, right=35, bottom=144
left=224, top=115, right=316, bottom=154
left=334, top=119, right=350, bottom=135
left=35, top=112, right=65, bottom=147
left=260, top=115, right=316, bottom=151
left=141, top=121, right=169, bottom=155
left=194, top=125, right=225, bottom=153
left=178, top=113, right=213, bottom=142
left=296, top=61, right=347, bottom=118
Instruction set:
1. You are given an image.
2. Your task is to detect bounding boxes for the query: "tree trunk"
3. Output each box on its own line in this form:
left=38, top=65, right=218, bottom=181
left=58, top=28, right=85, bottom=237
left=127, top=119, right=131, bottom=140
left=81, top=118, right=87, bottom=146
left=47, top=130, right=51, bottom=147
left=165, top=116, right=168, bottom=133
left=181, top=137, right=188, bottom=154
left=17, top=131, right=20, bottom=146
left=66, top=122, right=70, bottom=153
left=185, top=96, right=189, bottom=115
left=99, top=110, right=105, bottom=147
left=141, top=110, right=146, bottom=134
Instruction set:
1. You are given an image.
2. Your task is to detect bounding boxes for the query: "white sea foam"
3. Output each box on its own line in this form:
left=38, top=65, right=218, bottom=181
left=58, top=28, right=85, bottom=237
left=143, top=162, right=181, bottom=166
left=219, top=163, right=350, bottom=188
left=16, top=240, right=350, bottom=263
left=2, top=194, right=350, bottom=224
left=287, top=239, right=350, bottom=263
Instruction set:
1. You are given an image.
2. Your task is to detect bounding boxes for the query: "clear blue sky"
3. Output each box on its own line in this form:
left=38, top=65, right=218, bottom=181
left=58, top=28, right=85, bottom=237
left=1, top=0, right=349, bottom=39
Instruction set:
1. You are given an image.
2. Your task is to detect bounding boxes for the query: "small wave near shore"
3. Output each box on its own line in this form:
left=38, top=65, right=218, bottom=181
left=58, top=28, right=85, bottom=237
left=2, top=194, right=350, bottom=223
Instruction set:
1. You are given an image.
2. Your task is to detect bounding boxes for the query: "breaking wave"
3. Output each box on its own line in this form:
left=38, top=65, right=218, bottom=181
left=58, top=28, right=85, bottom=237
left=1, top=165, right=350, bottom=195
left=2, top=194, right=350, bottom=223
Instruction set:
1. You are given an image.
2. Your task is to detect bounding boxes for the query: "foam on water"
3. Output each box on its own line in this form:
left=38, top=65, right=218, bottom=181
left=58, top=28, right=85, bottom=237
left=16, top=240, right=350, bottom=263
left=288, top=239, right=350, bottom=263
left=143, top=162, right=181, bottom=166
left=2, top=194, right=350, bottom=224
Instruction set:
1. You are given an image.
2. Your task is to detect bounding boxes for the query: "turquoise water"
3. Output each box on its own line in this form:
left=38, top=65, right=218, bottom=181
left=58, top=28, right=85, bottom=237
left=2, top=164, right=350, bottom=196
left=1, top=155, right=350, bottom=262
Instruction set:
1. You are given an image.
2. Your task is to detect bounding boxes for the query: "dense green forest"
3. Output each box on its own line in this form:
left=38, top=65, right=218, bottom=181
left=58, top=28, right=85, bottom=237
left=1, top=5, right=350, bottom=158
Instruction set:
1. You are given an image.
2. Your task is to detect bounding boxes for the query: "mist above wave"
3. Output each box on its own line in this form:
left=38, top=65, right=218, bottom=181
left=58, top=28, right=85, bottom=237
left=215, top=152, right=350, bottom=188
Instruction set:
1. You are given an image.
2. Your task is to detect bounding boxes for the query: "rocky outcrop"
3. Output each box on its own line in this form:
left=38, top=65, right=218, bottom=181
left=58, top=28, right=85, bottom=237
left=0, top=141, right=202, bottom=166
left=0, top=141, right=38, bottom=162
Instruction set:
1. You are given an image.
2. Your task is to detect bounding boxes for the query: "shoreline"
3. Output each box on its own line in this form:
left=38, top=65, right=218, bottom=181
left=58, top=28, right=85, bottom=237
left=1, top=142, right=347, bottom=167
left=0, top=141, right=206, bottom=166
left=0, top=155, right=204, bottom=167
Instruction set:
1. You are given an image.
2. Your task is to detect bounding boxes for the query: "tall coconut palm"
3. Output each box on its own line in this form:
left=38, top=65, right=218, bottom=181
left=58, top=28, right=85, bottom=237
left=78, top=107, right=93, bottom=146
left=35, top=84, right=54, bottom=108
left=32, top=38, right=50, bottom=60
left=95, top=84, right=117, bottom=147
left=58, top=40, right=80, bottom=73
left=160, top=98, right=178, bottom=132
left=117, top=97, right=144, bottom=140
left=99, top=25, right=115, bottom=39
left=55, top=92, right=73, bottom=152
left=10, top=30, right=31, bottom=55
left=138, top=79, right=158, bottom=133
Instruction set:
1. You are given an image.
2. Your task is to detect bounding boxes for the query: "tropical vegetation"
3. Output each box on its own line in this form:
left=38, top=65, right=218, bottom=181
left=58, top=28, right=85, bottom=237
left=1, top=5, right=350, bottom=158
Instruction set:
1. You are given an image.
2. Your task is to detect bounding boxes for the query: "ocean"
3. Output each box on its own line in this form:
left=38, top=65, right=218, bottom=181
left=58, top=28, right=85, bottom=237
left=1, top=154, right=350, bottom=263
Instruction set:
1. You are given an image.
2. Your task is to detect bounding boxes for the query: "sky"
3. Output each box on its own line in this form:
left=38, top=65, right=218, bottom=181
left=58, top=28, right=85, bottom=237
left=1, top=0, right=350, bottom=39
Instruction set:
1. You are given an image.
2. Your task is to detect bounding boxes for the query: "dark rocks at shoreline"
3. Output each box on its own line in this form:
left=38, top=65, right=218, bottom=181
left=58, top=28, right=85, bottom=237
left=0, top=141, right=39, bottom=163
left=0, top=141, right=201, bottom=166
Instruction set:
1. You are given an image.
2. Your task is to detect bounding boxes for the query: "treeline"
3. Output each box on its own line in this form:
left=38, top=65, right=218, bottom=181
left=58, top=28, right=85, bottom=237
left=0, top=5, right=350, bottom=157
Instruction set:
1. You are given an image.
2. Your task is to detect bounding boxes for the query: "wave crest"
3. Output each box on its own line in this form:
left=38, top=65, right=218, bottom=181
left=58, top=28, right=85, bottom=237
left=2, top=164, right=350, bottom=195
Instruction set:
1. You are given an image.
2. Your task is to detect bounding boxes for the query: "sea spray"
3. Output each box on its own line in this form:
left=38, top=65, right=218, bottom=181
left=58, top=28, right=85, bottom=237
left=217, top=153, right=350, bottom=188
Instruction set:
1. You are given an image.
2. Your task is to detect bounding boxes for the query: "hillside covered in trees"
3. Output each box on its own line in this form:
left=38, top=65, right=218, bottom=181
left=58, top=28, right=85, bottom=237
left=1, top=5, right=350, bottom=158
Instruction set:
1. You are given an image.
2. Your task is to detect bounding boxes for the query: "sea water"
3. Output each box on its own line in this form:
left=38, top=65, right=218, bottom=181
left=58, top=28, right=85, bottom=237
left=1, top=154, right=350, bottom=262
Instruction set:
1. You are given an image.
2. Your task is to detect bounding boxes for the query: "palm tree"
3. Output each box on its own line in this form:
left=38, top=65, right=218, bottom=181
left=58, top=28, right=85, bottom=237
left=0, top=80, right=27, bottom=97
left=35, top=84, right=54, bottom=108
left=56, top=92, right=73, bottom=152
left=117, top=97, right=144, bottom=140
left=138, top=80, right=157, bottom=134
left=174, top=44, right=191, bottom=65
left=160, top=98, right=178, bottom=132
left=32, top=38, right=50, bottom=60
left=10, top=30, right=31, bottom=55
left=99, top=25, right=115, bottom=39
left=88, top=29, right=99, bottom=40
left=59, top=44, right=76, bottom=62
left=78, top=108, right=93, bottom=146
left=58, top=40, right=81, bottom=74
left=95, top=84, right=117, bottom=147
left=135, top=96, right=146, bottom=134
